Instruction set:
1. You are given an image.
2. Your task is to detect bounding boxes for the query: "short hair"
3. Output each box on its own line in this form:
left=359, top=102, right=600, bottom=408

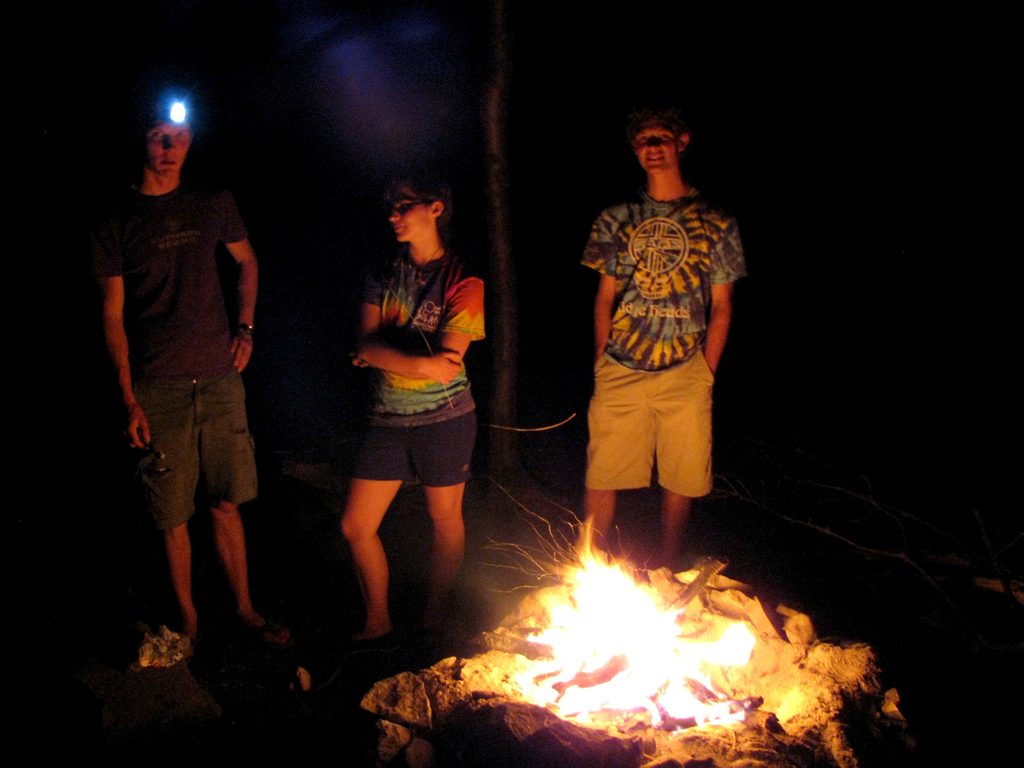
left=385, top=175, right=454, bottom=244
left=625, top=105, right=689, bottom=143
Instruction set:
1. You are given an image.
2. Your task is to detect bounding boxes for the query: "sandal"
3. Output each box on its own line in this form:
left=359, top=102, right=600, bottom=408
left=246, top=619, right=293, bottom=649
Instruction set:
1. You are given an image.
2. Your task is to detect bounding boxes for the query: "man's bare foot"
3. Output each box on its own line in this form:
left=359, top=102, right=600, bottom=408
left=351, top=625, right=392, bottom=643
left=238, top=608, right=268, bottom=630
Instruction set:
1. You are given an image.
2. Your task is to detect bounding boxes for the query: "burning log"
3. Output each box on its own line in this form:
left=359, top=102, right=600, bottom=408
left=657, top=693, right=765, bottom=732
left=657, top=713, right=698, bottom=732
left=476, top=630, right=554, bottom=660
left=552, top=654, right=628, bottom=698
left=669, top=556, right=729, bottom=612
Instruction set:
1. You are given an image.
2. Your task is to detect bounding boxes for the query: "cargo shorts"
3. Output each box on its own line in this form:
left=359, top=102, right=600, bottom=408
left=135, top=370, right=258, bottom=530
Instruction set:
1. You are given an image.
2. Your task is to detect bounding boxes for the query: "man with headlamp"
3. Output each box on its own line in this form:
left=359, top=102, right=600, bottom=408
left=90, top=90, right=291, bottom=650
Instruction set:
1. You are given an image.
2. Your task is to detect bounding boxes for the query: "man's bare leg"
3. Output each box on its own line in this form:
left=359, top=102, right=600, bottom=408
left=584, top=488, right=617, bottom=559
left=210, top=500, right=263, bottom=627
left=163, top=522, right=198, bottom=638
left=658, top=489, right=693, bottom=569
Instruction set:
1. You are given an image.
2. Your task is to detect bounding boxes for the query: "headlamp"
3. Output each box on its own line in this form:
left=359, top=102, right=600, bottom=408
left=146, top=93, right=190, bottom=128
left=168, top=100, right=188, bottom=124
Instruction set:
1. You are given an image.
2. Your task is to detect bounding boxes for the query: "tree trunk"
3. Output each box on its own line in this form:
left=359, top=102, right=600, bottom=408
left=483, top=0, right=518, bottom=475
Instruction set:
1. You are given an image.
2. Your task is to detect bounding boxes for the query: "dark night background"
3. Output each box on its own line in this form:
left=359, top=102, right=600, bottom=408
left=30, top=0, right=1018, bottom=522
left=13, top=0, right=1022, bottom=763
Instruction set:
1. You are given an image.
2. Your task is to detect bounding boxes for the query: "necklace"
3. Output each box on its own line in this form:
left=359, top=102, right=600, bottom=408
left=412, top=244, right=444, bottom=265
left=408, top=245, right=445, bottom=285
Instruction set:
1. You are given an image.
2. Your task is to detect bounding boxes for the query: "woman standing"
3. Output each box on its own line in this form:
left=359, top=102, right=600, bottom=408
left=341, top=177, right=485, bottom=645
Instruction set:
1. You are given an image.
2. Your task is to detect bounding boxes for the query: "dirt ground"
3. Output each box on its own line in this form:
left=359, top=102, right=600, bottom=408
left=9, top=416, right=1023, bottom=767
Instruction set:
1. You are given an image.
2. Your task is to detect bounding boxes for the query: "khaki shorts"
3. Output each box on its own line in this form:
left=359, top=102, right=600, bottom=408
left=135, top=371, right=258, bottom=530
left=585, top=352, right=714, bottom=497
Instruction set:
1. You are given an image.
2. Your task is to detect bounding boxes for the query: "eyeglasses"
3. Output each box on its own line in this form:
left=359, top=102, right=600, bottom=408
left=389, top=198, right=433, bottom=216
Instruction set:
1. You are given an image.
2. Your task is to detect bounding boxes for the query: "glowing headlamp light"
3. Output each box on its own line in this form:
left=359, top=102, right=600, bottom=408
left=168, top=100, right=188, bottom=124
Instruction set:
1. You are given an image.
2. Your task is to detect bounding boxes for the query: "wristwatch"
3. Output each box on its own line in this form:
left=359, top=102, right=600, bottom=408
left=237, top=323, right=254, bottom=334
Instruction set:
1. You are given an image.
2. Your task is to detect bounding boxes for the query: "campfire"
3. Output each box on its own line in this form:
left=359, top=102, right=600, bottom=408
left=502, top=553, right=759, bottom=731
left=361, top=540, right=914, bottom=767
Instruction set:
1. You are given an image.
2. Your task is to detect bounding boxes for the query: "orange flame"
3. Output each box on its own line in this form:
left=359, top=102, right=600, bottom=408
left=514, top=544, right=756, bottom=729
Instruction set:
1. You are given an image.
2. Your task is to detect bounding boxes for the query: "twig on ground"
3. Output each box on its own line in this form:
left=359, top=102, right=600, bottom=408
left=713, top=439, right=1024, bottom=648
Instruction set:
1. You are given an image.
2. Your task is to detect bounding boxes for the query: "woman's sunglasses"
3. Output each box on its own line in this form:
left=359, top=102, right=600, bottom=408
left=389, top=198, right=433, bottom=216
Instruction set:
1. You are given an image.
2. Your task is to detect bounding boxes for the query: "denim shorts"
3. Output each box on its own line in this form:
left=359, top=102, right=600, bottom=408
left=135, top=370, right=258, bottom=529
left=352, top=410, right=477, bottom=486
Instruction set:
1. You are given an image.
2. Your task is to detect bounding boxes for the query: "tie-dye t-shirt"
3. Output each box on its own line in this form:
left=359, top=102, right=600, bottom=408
left=581, top=190, right=746, bottom=371
left=363, top=252, right=485, bottom=423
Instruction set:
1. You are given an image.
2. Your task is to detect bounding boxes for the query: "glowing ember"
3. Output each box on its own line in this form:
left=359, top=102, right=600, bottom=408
left=514, top=554, right=757, bottom=729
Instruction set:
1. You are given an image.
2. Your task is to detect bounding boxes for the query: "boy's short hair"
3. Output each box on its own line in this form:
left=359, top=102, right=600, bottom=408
left=625, top=106, right=689, bottom=143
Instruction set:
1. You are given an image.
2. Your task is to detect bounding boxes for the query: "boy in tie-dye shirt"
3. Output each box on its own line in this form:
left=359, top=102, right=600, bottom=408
left=581, top=105, right=746, bottom=568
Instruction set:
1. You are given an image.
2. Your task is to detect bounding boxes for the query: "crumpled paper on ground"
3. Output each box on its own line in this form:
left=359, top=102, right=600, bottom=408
left=131, top=625, right=193, bottom=670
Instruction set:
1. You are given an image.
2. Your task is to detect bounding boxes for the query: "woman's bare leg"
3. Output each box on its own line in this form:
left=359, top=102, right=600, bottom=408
left=341, top=478, right=403, bottom=640
left=422, top=482, right=466, bottom=630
